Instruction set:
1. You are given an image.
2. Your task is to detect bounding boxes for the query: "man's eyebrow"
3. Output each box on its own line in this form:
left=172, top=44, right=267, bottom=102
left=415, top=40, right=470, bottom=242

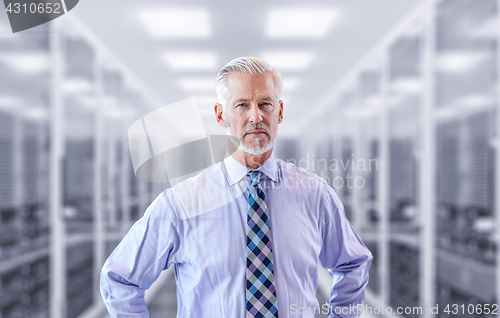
left=233, top=96, right=274, bottom=104
left=233, top=98, right=250, bottom=104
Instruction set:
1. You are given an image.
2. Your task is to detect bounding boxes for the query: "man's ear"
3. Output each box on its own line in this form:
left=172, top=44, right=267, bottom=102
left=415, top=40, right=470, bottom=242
left=278, top=100, right=284, bottom=124
left=215, top=103, right=226, bottom=127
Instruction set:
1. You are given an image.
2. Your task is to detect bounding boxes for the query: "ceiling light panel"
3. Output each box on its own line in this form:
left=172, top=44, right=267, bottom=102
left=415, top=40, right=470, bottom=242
left=391, top=78, right=422, bottom=93
left=64, top=78, right=93, bottom=94
left=266, top=7, right=338, bottom=39
left=0, top=53, right=49, bottom=74
left=138, top=8, right=211, bottom=39
left=261, top=51, right=315, bottom=71
left=437, top=51, right=488, bottom=73
left=163, top=51, right=217, bottom=71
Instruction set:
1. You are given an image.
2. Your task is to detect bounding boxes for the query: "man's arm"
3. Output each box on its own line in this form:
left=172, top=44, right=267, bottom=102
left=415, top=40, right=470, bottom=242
left=100, top=189, right=181, bottom=318
left=319, top=187, right=373, bottom=318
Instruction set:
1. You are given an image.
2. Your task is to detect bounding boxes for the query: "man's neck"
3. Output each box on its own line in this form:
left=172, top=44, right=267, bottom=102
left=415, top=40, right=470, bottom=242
left=231, top=148, right=273, bottom=169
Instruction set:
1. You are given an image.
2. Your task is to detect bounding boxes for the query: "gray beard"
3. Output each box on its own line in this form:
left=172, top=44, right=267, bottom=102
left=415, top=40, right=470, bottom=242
left=224, top=115, right=276, bottom=155
left=238, top=134, right=275, bottom=155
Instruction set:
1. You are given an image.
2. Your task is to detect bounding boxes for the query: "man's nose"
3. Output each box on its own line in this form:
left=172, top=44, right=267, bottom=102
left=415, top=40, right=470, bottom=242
left=248, top=104, right=263, bottom=123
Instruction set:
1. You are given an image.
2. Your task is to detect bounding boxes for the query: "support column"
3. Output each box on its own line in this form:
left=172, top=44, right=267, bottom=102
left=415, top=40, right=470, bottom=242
left=495, top=0, right=500, bottom=306
left=93, top=53, right=104, bottom=303
left=378, top=53, right=390, bottom=308
left=420, top=0, right=437, bottom=315
left=49, top=19, right=66, bottom=318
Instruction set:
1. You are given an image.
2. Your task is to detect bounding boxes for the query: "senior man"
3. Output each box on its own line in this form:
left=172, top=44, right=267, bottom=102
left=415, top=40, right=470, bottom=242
left=100, top=57, right=372, bottom=318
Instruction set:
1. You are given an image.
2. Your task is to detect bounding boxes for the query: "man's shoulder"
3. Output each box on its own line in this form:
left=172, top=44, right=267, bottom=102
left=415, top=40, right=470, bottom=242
left=171, top=162, right=223, bottom=191
left=276, top=158, right=343, bottom=211
left=168, top=162, right=234, bottom=219
left=276, top=158, right=329, bottom=186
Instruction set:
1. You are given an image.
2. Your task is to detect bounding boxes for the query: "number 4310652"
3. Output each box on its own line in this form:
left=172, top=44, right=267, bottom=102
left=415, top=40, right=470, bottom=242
left=6, top=2, right=62, bottom=14
left=444, top=304, right=498, bottom=315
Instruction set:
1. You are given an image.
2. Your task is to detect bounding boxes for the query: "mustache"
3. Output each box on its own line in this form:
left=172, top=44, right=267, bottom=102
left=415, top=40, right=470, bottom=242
left=242, top=123, right=271, bottom=137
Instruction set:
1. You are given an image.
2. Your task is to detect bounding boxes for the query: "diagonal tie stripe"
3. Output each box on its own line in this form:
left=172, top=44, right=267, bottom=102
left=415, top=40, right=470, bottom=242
left=246, top=171, right=279, bottom=318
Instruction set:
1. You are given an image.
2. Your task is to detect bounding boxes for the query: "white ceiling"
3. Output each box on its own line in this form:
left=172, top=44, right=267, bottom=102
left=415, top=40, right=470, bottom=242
left=0, top=0, right=422, bottom=136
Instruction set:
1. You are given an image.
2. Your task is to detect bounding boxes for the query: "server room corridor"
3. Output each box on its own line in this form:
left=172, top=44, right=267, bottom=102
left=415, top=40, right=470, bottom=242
left=1, top=0, right=499, bottom=317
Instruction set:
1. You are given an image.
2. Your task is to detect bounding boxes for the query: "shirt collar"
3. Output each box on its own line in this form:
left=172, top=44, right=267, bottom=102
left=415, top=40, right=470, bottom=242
left=223, top=153, right=279, bottom=186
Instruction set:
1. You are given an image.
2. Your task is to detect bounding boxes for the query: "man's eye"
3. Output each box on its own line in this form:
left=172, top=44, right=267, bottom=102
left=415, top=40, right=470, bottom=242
left=237, top=103, right=246, bottom=107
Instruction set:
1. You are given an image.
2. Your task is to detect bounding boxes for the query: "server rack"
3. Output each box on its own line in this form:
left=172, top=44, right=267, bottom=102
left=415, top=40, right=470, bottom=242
left=0, top=16, right=166, bottom=318
left=0, top=19, right=52, bottom=318
left=301, top=0, right=500, bottom=317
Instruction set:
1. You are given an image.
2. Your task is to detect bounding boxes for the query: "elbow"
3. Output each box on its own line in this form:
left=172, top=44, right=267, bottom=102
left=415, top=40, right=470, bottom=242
left=101, top=262, right=141, bottom=290
left=360, top=249, right=373, bottom=277
left=99, top=262, right=127, bottom=301
left=336, top=249, right=373, bottom=272
left=361, top=250, right=373, bottom=285
left=99, top=265, right=113, bottom=303
left=357, top=243, right=373, bottom=269
left=366, top=250, right=373, bottom=267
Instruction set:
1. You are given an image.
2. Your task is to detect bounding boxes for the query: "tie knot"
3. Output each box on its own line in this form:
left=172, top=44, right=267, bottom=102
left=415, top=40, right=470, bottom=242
left=248, top=170, right=261, bottom=186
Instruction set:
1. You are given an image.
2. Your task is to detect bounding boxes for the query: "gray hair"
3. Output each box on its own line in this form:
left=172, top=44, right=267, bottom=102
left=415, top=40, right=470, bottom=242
left=215, top=57, right=283, bottom=109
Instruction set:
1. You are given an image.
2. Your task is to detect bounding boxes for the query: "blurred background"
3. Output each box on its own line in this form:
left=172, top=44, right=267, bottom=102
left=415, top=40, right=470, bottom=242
left=0, top=0, right=499, bottom=317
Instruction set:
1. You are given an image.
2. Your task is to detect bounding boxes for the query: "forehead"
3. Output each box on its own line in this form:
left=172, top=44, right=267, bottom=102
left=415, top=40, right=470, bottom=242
left=226, top=72, right=276, bottom=98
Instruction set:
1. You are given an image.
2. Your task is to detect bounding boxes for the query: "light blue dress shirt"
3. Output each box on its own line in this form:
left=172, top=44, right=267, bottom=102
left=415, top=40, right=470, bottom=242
left=100, top=153, right=372, bottom=318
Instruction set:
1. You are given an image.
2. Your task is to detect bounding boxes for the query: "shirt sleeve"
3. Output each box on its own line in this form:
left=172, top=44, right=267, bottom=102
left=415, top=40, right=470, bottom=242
left=318, top=187, right=373, bottom=318
left=100, top=189, right=182, bottom=318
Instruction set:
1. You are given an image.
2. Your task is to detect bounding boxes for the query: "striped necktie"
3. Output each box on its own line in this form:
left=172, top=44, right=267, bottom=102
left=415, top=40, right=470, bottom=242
left=246, top=170, right=279, bottom=318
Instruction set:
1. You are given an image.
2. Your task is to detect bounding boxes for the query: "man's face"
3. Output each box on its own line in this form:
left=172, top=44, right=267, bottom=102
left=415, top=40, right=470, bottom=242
left=216, top=72, right=283, bottom=155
